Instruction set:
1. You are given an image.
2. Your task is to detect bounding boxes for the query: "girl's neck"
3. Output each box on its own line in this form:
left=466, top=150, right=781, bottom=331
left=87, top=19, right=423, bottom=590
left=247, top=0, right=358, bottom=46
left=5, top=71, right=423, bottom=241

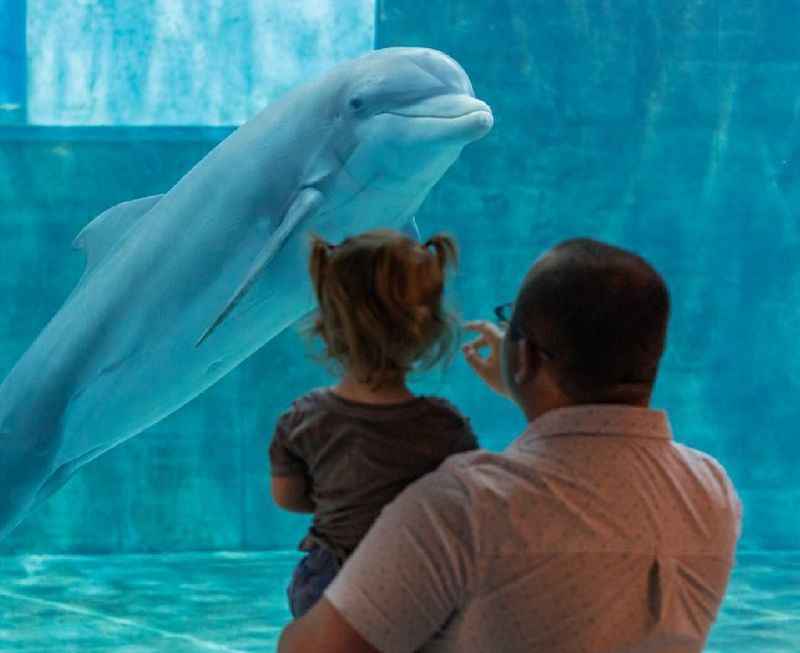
left=332, top=373, right=415, bottom=405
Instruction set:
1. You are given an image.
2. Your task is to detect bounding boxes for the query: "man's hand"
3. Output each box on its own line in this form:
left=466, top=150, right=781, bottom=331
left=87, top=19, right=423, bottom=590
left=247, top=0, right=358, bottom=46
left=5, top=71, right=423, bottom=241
left=461, top=320, right=510, bottom=397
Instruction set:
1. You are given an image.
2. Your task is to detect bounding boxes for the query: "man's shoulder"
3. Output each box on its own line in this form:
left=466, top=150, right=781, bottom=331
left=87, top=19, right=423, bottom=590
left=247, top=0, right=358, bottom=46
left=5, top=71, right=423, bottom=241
left=440, top=447, right=510, bottom=470
left=399, top=448, right=485, bottom=497
left=669, top=441, right=742, bottom=526
left=399, top=448, right=520, bottom=509
left=671, top=441, right=738, bottom=487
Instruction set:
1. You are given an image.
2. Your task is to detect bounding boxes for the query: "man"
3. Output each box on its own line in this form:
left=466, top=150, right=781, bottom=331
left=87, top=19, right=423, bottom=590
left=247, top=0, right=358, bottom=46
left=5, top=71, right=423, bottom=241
left=278, top=238, right=742, bottom=653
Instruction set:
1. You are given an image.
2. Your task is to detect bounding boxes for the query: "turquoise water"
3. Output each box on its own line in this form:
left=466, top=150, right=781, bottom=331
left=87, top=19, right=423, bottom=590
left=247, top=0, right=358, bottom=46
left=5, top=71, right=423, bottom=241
left=1, top=552, right=798, bottom=652
left=1, top=0, right=799, bottom=650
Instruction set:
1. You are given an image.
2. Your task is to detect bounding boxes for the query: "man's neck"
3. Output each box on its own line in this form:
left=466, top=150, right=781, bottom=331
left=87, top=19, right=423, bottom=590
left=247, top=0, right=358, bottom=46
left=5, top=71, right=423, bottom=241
left=524, top=394, right=574, bottom=422
left=523, top=387, right=652, bottom=422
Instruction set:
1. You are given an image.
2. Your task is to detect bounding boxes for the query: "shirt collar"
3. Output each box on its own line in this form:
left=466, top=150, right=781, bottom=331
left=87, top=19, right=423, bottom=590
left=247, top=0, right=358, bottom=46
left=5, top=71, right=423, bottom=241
left=513, top=404, right=673, bottom=449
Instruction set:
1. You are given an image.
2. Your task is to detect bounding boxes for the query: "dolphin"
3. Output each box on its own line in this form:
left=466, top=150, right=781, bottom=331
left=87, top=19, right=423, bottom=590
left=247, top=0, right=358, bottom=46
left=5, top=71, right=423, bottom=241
left=0, top=47, right=493, bottom=539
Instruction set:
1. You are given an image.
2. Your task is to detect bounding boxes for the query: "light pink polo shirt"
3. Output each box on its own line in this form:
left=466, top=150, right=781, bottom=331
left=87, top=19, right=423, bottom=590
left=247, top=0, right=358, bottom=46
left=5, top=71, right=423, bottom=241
left=325, top=404, right=742, bottom=653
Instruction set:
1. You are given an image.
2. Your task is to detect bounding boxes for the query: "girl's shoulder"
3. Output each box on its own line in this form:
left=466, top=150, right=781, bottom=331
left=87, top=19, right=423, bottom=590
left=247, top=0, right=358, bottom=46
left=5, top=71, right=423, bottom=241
left=289, top=387, right=330, bottom=412
left=276, top=388, right=331, bottom=428
left=417, top=395, right=469, bottom=420
left=416, top=395, right=474, bottom=433
left=417, top=395, right=478, bottom=451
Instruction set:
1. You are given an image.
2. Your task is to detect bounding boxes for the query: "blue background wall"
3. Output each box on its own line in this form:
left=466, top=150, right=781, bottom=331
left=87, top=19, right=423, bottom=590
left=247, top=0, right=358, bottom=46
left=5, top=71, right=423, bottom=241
left=0, top=1, right=26, bottom=123
left=1, top=0, right=798, bottom=553
left=25, top=0, right=374, bottom=125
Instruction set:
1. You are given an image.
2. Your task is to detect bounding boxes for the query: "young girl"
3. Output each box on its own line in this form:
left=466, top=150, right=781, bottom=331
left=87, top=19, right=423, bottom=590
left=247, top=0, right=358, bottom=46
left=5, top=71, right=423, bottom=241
left=269, top=228, right=478, bottom=619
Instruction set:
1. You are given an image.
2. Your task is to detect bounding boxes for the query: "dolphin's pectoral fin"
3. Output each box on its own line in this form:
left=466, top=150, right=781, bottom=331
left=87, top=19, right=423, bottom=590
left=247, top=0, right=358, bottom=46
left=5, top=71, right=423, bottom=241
left=404, top=217, right=422, bottom=242
left=195, top=187, right=325, bottom=347
left=72, top=194, right=163, bottom=282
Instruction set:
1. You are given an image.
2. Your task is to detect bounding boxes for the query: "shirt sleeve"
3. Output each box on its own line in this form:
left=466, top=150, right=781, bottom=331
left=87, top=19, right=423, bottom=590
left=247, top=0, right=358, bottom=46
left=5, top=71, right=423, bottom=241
left=268, top=406, right=307, bottom=477
left=727, top=470, right=743, bottom=541
left=324, top=463, right=476, bottom=653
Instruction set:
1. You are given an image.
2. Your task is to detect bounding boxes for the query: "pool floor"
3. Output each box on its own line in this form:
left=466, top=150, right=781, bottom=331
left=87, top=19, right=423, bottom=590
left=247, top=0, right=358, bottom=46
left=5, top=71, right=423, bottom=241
left=0, top=551, right=797, bottom=652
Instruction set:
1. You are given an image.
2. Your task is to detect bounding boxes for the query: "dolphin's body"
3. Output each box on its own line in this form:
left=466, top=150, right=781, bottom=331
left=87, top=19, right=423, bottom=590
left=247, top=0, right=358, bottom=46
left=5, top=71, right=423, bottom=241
left=0, top=47, right=492, bottom=539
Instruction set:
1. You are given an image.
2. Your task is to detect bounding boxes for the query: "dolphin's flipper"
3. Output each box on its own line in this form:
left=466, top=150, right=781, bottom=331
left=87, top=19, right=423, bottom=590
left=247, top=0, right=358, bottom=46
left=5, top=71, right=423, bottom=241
left=404, top=217, right=422, bottom=242
left=72, top=195, right=163, bottom=281
left=195, top=187, right=325, bottom=347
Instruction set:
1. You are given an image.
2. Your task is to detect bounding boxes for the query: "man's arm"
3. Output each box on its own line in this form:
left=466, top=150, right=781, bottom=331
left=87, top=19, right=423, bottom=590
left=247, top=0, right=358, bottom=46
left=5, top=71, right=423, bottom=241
left=279, top=597, right=379, bottom=653
left=277, top=465, right=476, bottom=653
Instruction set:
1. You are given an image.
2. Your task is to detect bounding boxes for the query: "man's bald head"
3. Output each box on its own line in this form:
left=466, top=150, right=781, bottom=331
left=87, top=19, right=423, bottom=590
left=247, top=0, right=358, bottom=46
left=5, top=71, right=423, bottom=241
left=511, top=238, right=670, bottom=403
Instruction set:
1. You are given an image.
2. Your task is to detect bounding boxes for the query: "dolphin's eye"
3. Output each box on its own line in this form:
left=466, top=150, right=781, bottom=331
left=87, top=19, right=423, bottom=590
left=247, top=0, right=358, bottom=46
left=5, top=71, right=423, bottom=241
left=349, top=97, right=364, bottom=111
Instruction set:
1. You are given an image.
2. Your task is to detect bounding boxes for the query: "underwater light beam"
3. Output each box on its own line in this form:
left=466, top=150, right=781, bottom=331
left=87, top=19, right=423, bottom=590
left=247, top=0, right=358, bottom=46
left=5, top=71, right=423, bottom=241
left=0, top=47, right=493, bottom=540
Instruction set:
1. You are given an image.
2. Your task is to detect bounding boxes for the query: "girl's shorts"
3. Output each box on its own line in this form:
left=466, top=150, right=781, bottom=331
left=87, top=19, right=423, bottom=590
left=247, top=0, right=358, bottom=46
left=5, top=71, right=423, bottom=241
left=287, top=544, right=341, bottom=618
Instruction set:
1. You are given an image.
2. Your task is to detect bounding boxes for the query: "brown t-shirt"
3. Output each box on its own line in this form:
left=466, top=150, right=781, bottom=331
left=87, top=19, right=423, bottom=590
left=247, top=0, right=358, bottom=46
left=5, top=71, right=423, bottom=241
left=269, top=388, right=478, bottom=562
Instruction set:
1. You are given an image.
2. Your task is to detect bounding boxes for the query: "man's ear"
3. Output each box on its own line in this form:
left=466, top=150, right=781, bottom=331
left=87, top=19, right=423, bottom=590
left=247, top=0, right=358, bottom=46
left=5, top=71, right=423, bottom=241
left=514, top=338, right=533, bottom=385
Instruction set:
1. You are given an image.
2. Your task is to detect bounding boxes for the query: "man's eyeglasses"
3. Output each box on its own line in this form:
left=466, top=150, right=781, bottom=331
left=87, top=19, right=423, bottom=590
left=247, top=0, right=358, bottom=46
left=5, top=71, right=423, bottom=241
left=492, top=302, right=555, bottom=361
left=493, top=302, right=514, bottom=326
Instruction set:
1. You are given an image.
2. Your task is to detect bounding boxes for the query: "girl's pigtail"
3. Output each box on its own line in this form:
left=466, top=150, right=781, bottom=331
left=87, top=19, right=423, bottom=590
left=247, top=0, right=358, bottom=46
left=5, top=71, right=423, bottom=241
left=309, top=234, right=333, bottom=299
left=424, top=234, right=459, bottom=274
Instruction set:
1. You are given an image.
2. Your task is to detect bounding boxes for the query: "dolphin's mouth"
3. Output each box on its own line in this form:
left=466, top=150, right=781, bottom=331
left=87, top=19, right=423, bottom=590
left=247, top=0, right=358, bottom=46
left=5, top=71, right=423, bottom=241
left=384, top=94, right=492, bottom=121
left=387, top=108, right=492, bottom=121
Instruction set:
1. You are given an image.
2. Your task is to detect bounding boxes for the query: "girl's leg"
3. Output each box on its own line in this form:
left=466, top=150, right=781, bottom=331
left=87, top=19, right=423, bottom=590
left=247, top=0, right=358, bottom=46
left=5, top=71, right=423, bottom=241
left=286, top=545, right=341, bottom=618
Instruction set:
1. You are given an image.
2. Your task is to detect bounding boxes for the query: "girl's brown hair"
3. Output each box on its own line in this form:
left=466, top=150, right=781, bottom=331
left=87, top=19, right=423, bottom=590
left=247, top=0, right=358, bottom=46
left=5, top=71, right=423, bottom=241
left=307, top=229, right=459, bottom=388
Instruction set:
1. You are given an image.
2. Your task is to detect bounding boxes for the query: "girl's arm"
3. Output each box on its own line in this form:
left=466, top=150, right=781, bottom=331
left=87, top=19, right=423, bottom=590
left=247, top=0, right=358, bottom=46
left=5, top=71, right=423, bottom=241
left=272, top=475, right=315, bottom=513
